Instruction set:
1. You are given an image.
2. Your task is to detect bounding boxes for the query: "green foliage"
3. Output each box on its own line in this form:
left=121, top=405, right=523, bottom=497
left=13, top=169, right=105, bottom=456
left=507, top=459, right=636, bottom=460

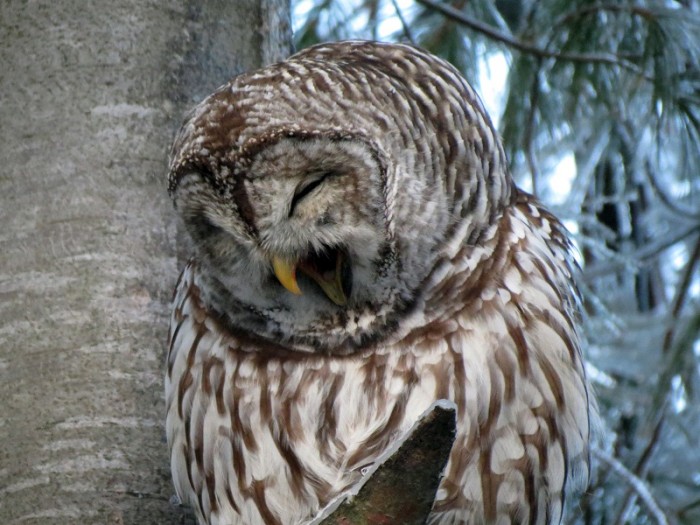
left=293, top=1, right=700, bottom=523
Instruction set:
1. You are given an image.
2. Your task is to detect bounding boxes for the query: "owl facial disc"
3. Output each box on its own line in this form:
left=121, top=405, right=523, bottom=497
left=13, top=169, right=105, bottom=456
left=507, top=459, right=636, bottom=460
left=272, top=248, right=351, bottom=306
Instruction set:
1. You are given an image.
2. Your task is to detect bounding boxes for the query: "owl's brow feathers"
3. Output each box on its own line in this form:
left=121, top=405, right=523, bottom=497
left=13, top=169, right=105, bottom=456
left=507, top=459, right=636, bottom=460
left=170, top=129, right=391, bottom=242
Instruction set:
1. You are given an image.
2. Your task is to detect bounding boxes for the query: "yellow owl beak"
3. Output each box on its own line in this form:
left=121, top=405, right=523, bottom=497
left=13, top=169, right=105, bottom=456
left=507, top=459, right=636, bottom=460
left=271, top=252, right=348, bottom=306
left=272, top=257, right=302, bottom=295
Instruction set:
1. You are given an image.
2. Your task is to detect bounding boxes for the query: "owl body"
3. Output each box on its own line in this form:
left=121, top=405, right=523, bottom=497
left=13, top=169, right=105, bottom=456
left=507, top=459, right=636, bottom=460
left=166, top=41, right=591, bottom=525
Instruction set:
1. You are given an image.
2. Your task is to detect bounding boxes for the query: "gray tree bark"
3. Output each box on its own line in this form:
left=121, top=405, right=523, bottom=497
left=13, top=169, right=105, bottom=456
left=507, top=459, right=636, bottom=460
left=0, top=2, right=291, bottom=523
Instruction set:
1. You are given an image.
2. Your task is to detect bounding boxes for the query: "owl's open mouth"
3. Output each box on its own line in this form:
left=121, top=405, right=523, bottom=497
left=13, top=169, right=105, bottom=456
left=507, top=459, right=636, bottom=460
left=272, top=247, right=352, bottom=306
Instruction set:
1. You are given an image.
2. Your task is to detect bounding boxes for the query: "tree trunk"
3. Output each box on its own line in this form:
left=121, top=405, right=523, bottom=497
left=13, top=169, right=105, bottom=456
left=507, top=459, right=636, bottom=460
left=0, top=2, right=290, bottom=523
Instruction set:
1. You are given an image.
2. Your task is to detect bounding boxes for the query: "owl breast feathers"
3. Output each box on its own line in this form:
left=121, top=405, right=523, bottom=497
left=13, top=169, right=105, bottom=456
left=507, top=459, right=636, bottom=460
left=165, top=41, right=592, bottom=525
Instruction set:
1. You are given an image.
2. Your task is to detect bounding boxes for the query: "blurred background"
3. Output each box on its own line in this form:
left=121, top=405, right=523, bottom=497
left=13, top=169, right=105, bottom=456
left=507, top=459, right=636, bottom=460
left=292, top=1, right=700, bottom=523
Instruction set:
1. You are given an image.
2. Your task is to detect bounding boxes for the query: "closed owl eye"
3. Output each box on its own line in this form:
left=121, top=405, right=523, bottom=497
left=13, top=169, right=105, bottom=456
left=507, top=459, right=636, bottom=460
left=289, top=172, right=335, bottom=217
left=188, top=212, right=223, bottom=239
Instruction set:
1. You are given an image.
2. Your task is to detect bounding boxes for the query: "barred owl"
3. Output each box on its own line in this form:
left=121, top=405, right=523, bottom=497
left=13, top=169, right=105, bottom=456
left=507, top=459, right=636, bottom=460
left=165, top=41, right=591, bottom=525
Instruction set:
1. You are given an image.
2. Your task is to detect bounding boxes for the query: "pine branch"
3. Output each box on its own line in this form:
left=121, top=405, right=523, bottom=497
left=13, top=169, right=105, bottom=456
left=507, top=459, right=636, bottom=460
left=592, top=447, right=669, bottom=525
left=662, top=233, right=700, bottom=354
left=524, top=60, right=542, bottom=196
left=582, top=223, right=700, bottom=282
left=389, top=0, right=415, bottom=44
left=414, top=0, right=643, bottom=72
left=645, top=161, right=700, bottom=222
left=612, top=415, right=666, bottom=525
left=551, top=3, right=657, bottom=31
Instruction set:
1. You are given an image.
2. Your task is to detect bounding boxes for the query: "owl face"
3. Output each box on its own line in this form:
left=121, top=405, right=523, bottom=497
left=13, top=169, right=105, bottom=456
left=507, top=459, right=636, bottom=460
left=242, top=136, right=388, bottom=305
left=171, top=131, right=409, bottom=352
left=169, top=41, right=511, bottom=353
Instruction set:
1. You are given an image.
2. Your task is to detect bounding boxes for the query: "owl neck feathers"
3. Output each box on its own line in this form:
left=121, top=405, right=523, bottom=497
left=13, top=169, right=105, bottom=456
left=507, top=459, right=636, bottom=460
left=190, top=190, right=524, bottom=358
left=392, top=189, right=574, bottom=347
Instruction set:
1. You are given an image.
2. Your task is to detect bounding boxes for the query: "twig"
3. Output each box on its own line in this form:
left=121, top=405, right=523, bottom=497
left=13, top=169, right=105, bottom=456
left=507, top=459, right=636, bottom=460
left=612, top=415, right=666, bottom=525
left=634, top=414, right=665, bottom=477
left=389, top=0, right=416, bottom=44
left=582, top=223, right=700, bottom=282
left=414, top=0, right=644, bottom=73
left=368, top=0, right=379, bottom=41
left=678, top=496, right=700, bottom=518
left=524, top=61, right=542, bottom=196
left=645, top=162, right=700, bottom=222
left=592, top=447, right=670, bottom=525
left=551, top=3, right=657, bottom=31
left=662, top=233, right=700, bottom=353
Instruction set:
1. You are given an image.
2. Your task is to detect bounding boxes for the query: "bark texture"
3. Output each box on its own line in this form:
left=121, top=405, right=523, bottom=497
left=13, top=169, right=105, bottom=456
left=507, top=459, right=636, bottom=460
left=0, top=1, right=291, bottom=523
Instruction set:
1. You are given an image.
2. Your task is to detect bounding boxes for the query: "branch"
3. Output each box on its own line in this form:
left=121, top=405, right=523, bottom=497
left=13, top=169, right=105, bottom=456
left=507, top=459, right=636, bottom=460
left=662, top=233, right=700, bottom=353
left=389, top=0, right=416, bottom=44
left=582, top=223, right=700, bottom=282
left=524, top=60, right=542, bottom=197
left=645, top=161, right=700, bottom=222
left=612, top=415, right=666, bottom=525
left=592, top=448, right=670, bottom=525
left=415, top=0, right=643, bottom=72
left=551, top=3, right=657, bottom=31
left=312, top=401, right=457, bottom=525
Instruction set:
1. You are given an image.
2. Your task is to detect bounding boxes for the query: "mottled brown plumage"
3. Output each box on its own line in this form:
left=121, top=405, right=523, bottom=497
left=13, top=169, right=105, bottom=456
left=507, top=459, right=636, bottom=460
left=165, top=41, right=591, bottom=525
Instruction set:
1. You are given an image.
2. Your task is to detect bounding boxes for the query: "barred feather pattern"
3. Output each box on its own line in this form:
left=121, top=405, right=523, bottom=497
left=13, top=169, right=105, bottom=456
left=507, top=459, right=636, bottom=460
left=165, top=41, right=591, bottom=525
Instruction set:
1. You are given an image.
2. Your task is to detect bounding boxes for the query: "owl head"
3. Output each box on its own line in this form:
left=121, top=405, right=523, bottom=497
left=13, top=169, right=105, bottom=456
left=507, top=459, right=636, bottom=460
left=168, top=41, right=512, bottom=353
